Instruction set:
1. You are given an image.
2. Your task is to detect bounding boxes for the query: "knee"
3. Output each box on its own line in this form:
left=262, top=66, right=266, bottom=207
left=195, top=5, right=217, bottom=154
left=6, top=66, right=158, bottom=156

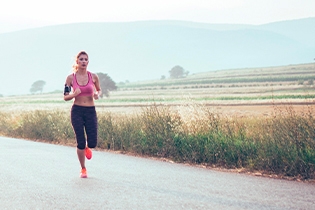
left=87, top=141, right=97, bottom=149
left=77, top=142, right=86, bottom=150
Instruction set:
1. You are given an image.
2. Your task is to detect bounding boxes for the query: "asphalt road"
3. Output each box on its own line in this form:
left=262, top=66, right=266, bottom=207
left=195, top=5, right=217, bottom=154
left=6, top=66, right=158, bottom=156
left=1, top=136, right=314, bottom=210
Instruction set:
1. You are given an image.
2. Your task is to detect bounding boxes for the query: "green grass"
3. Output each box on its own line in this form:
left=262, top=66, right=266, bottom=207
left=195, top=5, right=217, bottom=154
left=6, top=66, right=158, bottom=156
left=0, top=62, right=314, bottom=180
left=120, top=75, right=315, bottom=88
left=118, top=63, right=315, bottom=89
left=200, top=94, right=315, bottom=101
left=1, top=93, right=314, bottom=107
left=0, top=103, right=314, bottom=179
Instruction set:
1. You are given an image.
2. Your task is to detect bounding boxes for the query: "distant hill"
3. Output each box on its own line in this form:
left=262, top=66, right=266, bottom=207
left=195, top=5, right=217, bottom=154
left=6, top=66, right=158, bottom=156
left=0, top=18, right=314, bottom=96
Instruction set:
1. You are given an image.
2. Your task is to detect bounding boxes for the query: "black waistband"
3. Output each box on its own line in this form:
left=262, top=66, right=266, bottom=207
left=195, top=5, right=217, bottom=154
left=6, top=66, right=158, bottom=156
left=72, top=104, right=95, bottom=109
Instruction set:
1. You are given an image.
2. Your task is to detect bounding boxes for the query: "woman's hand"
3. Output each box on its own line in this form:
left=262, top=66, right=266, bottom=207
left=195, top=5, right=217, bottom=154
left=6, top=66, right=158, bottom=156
left=93, top=92, right=99, bottom=100
left=94, top=89, right=102, bottom=100
left=64, top=88, right=81, bottom=101
left=73, top=88, right=81, bottom=96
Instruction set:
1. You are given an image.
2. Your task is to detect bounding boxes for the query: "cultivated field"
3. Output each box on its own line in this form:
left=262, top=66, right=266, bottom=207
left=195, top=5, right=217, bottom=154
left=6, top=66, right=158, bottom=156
left=1, top=62, right=314, bottom=115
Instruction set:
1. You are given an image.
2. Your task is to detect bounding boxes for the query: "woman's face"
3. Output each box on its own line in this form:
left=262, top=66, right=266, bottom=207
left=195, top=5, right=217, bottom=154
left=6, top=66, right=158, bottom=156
left=76, top=54, right=89, bottom=69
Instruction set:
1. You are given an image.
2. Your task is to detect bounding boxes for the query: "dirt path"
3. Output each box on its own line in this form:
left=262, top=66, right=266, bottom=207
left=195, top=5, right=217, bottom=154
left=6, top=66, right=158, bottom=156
left=97, top=101, right=315, bottom=117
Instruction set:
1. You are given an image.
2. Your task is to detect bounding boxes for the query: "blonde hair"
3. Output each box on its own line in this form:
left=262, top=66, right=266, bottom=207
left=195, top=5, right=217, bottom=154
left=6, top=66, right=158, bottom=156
left=72, top=51, right=89, bottom=72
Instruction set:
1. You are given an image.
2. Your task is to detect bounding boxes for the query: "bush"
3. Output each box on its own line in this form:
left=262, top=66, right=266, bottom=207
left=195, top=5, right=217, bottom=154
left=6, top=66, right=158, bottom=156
left=298, top=80, right=304, bottom=85
left=0, top=103, right=314, bottom=179
left=307, top=79, right=314, bottom=85
left=0, top=110, right=74, bottom=143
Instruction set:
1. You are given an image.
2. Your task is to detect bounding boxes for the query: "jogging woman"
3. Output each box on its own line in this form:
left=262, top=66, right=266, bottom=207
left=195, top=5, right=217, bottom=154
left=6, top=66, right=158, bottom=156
left=64, top=51, right=101, bottom=178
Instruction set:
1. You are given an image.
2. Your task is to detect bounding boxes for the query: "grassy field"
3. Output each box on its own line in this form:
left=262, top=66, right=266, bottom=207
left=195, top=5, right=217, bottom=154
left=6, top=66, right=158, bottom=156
left=1, top=63, right=314, bottom=112
left=0, top=63, right=315, bottom=180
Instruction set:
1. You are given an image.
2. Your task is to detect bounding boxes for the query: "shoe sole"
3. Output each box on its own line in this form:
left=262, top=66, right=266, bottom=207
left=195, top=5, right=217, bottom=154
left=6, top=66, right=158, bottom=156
left=85, top=148, right=92, bottom=160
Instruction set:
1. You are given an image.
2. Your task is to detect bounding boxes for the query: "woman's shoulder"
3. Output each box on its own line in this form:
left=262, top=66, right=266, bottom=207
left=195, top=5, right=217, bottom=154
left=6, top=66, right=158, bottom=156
left=89, top=71, right=99, bottom=78
left=65, top=73, right=74, bottom=85
left=88, top=71, right=95, bottom=75
left=67, top=74, right=74, bottom=80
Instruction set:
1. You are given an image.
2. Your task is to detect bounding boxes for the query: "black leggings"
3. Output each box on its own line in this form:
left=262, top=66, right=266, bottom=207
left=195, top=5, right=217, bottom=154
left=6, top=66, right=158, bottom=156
left=71, top=105, right=98, bottom=150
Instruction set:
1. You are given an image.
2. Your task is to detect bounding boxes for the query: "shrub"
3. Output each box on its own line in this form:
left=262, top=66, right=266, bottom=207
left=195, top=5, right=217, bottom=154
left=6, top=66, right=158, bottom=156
left=0, top=103, right=314, bottom=179
left=307, top=79, right=314, bottom=85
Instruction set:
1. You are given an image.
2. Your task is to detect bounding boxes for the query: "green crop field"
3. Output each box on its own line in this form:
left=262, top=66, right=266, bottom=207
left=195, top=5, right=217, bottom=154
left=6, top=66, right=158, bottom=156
left=1, top=62, right=314, bottom=113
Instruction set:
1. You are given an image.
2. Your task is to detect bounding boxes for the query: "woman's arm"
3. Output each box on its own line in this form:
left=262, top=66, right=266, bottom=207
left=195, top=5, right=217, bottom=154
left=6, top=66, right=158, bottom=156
left=92, top=73, right=102, bottom=100
left=63, top=74, right=81, bottom=101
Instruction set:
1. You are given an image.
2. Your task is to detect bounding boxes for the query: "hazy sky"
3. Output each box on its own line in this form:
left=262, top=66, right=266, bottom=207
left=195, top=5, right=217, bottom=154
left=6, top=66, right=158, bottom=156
left=1, top=0, right=314, bottom=32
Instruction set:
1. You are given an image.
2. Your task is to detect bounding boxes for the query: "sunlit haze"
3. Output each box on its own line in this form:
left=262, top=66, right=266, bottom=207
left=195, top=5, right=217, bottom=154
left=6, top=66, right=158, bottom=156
left=0, top=0, right=314, bottom=96
left=1, top=0, right=315, bottom=32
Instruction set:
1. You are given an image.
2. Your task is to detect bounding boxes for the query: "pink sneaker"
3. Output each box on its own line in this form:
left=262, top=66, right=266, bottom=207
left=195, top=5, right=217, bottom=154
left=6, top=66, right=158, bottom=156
left=85, top=147, right=92, bottom=160
left=80, top=168, right=87, bottom=178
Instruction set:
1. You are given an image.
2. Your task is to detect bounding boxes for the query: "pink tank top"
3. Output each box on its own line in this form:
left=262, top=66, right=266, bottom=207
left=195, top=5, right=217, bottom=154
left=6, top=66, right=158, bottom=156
left=72, top=71, right=94, bottom=96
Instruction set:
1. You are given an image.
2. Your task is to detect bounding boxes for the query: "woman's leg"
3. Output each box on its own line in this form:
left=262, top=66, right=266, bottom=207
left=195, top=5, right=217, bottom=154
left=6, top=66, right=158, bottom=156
left=71, top=105, right=87, bottom=169
left=77, top=148, right=86, bottom=169
left=85, top=107, right=98, bottom=149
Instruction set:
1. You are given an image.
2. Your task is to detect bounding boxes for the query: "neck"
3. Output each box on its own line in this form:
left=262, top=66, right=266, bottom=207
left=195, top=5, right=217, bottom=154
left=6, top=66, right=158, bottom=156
left=76, top=68, right=87, bottom=75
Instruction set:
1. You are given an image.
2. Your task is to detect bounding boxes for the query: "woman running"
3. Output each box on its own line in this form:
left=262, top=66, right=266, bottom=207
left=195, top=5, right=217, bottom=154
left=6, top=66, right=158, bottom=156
left=64, top=50, right=101, bottom=178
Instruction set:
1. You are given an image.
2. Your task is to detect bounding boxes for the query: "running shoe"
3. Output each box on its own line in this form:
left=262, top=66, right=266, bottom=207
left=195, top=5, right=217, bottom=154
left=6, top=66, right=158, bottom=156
left=85, top=147, right=92, bottom=160
left=80, top=168, right=87, bottom=178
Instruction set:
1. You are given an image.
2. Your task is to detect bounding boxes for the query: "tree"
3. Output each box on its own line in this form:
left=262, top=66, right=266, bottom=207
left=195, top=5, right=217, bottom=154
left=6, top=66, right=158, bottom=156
left=169, top=65, right=186, bottom=79
left=96, top=73, right=117, bottom=97
left=30, top=80, right=46, bottom=94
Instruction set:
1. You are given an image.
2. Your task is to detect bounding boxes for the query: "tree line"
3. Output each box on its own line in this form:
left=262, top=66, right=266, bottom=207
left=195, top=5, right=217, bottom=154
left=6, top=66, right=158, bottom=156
left=30, top=73, right=117, bottom=97
left=29, top=65, right=188, bottom=95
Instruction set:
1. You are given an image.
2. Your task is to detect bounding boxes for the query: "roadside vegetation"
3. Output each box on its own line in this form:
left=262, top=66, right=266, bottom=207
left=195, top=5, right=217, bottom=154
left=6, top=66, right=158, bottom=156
left=0, top=102, right=314, bottom=180
left=0, top=62, right=314, bottom=180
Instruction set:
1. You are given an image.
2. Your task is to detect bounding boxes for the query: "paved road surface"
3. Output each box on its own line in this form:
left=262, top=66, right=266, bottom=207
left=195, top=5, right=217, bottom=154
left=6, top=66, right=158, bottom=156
left=1, top=136, right=314, bottom=210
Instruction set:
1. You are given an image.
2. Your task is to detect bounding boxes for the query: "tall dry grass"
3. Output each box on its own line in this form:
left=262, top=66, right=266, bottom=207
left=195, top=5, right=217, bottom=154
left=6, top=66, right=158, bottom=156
left=0, top=103, right=314, bottom=179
